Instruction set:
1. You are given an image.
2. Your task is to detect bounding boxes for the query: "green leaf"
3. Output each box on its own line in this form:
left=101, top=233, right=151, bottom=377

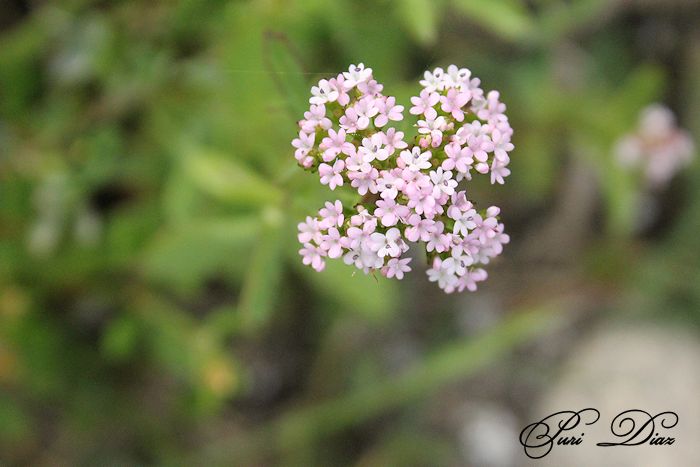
left=263, top=31, right=310, bottom=118
left=536, top=0, right=615, bottom=44
left=0, top=395, right=30, bottom=442
left=451, top=0, right=535, bottom=42
left=238, top=208, right=287, bottom=332
left=101, top=314, right=140, bottom=361
left=611, top=65, right=665, bottom=126
left=510, top=130, right=558, bottom=201
left=130, top=293, right=197, bottom=379
left=203, top=305, right=242, bottom=339
left=183, top=147, right=283, bottom=207
left=142, top=217, right=259, bottom=289
left=395, top=0, right=439, bottom=46
left=0, top=14, right=50, bottom=119
left=319, top=1, right=410, bottom=79
left=162, top=165, right=201, bottom=226
left=600, top=158, right=638, bottom=236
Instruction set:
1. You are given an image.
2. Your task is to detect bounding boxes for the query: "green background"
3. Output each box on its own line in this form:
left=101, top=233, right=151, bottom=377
left=1, top=0, right=699, bottom=465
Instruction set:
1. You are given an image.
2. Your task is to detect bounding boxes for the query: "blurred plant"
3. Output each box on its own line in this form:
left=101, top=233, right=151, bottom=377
left=0, top=0, right=699, bottom=465
left=615, top=104, right=695, bottom=189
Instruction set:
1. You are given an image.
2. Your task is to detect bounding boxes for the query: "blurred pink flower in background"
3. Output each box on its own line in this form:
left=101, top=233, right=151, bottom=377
left=615, top=104, right=695, bottom=188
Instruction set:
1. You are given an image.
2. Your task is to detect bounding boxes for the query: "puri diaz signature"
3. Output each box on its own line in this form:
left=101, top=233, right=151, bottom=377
left=519, top=409, right=678, bottom=459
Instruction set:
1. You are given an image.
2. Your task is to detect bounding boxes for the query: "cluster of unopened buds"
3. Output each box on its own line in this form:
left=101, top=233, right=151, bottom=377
left=292, top=64, right=513, bottom=293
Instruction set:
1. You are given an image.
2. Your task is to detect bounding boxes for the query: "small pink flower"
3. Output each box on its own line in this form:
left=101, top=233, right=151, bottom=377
left=426, top=257, right=458, bottom=291
left=320, top=128, right=354, bottom=161
left=383, top=257, right=412, bottom=279
left=318, top=200, right=344, bottom=229
left=490, top=157, right=510, bottom=184
left=343, top=219, right=376, bottom=249
left=464, top=133, right=494, bottom=165
left=343, top=247, right=364, bottom=269
left=399, top=147, right=432, bottom=171
left=453, top=207, right=478, bottom=236
left=404, top=214, right=435, bottom=242
left=440, top=88, right=470, bottom=121
left=442, top=142, right=461, bottom=171
left=407, top=185, right=437, bottom=217
left=447, top=192, right=473, bottom=220
left=426, top=222, right=450, bottom=252
left=419, top=67, right=445, bottom=92
left=319, top=160, right=345, bottom=190
left=354, top=97, right=379, bottom=130
left=442, top=142, right=473, bottom=180
left=358, top=133, right=389, bottom=163
left=458, top=268, right=487, bottom=292
left=475, top=90, right=506, bottom=122
left=343, top=63, right=373, bottom=88
left=382, top=128, right=408, bottom=154
left=376, top=170, right=404, bottom=200
left=301, top=105, right=331, bottom=132
left=374, top=198, right=410, bottom=226
left=491, top=128, right=514, bottom=161
left=374, top=96, right=404, bottom=127
left=442, top=255, right=472, bottom=277
left=358, top=79, right=383, bottom=96
left=417, top=116, right=448, bottom=147
left=348, top=167, right=379, bottom=195
left=329, top=75, right=350, bottom=106
left=310, top=79, right=339, bottom=105
left=339, top=108, right=360, bottom=132
left=292, top=131, right=315, bottom=160
left=445, top=65, right=472, bottom=88
left=320, top=227, right=344, bottom=258
left=297, top=216, right=321, bottom=244
left=299, top=243, right=326, bottom=271
left=349, top=206, right=373, bottom=227
left=410, top=89, right=439, bottom=119
left=430, top=168, right=457, bottom=196
left=345, top=149, right=372, bottom=173
left=401, top=169, right=431, bottom=196
left=455, top=120, right=488, bottom=145
left=369, top=228, right=404, bottom=258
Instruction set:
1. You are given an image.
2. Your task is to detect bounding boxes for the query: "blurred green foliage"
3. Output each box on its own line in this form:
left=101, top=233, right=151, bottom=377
left=0, top=0, right=698, bottom=465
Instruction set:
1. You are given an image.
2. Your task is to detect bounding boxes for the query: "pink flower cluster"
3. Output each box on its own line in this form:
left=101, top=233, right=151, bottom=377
left=292, top=64, right=513, bottom=293
left=615, top=104, right=695, bottom=189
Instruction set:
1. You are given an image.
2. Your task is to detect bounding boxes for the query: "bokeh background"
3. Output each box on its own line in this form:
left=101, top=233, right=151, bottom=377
left=1, top=0, right=700, bottom=465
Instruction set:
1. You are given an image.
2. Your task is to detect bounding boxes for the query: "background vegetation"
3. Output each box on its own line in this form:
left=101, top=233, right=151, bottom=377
left=1, top=0, right=699, bottom=465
